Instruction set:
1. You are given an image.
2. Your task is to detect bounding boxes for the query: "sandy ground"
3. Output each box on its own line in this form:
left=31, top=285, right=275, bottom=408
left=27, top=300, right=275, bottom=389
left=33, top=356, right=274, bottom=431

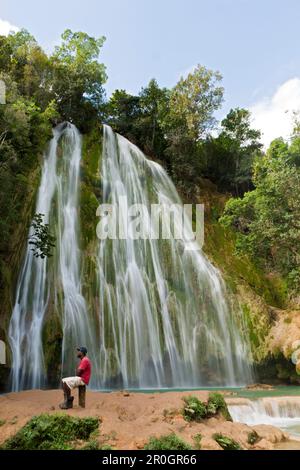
left=0, top=389, right=293, bottom=450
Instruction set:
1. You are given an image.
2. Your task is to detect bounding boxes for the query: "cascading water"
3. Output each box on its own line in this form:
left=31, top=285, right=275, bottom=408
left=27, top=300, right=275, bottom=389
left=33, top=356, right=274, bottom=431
left=228, top=397, right=300, bottom=437
left=96, top=125, right=252, bottom=388
left=9, top=123, right=98, bottom=391
left=8, top=123, right=253, bottom=391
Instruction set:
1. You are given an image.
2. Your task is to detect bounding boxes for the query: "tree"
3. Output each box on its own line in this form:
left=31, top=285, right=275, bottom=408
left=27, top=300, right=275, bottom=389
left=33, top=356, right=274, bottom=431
left=220, top=108, right=261, bottom=146
left=29, top=213, right=55, bottom=259
left=105, top=80, right=169, bottom=157
left=160, top=65, right=224, bottom=187
left=164, top=65, right=224, bottom=141
left=105, top=89, right=142, bottom=142
left=50, top=29, right=107, bottom=130
left=202, top=108, right=262, bottom=195
left=138, top=79, right=169, bottom=155
left=221, top=139, right=300, bottom=289
left=1, top=29, right=51, bottom=107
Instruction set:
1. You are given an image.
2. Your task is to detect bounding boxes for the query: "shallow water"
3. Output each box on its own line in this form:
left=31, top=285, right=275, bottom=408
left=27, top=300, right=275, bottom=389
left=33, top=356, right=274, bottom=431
left=98, top=385, right=300, bottom=397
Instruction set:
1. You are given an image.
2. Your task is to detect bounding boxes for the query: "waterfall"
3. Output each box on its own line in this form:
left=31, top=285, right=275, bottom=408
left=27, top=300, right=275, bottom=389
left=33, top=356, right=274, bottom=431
left=96, top=125, right=252, bottom=388
left=8, top=123, right=97, bottom=391
left=228, top=397, right=300, bottom=437
left=8, top=123, right=253, bottom=391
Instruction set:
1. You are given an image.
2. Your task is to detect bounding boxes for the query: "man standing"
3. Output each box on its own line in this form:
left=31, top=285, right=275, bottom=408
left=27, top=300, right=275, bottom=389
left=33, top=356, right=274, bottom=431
left=59, top=347, right=91, bottom=409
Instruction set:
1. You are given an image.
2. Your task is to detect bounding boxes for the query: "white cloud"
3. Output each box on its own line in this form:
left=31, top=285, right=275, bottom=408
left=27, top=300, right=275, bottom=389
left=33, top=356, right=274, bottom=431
left=0, top=18, right=19, bottom=36
left=250, top=78, right=300, bottom=148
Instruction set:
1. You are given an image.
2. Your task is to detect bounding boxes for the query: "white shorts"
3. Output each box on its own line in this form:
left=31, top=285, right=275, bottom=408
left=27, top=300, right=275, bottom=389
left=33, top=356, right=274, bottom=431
left=62, top=376, right=85, bottom=390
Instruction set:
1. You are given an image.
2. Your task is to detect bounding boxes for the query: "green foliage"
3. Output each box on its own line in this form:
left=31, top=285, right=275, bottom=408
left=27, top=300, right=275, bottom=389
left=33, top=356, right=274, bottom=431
left=207, top=392, right=232, bottom=421
left=50, top=30, right=107, bottom=130
left=106, top=66, right=223, bottom=190
left=1, top=414, right=100, bottom=450
left=165, top=65, right=223, bottom=141
left=202, top=108, right=262, bottom=195
left=221, top=140, right=300, bottom=290
left=182, top=393, right=231, bottom=422
left=213, top=433, right=242, bottom=450
left=144, top=433, right=191, bottom=450
left=247, top=430, right=259, bottom=445
left=183, top=396, right=208, bottom=421
left=105, top=80, right=169, bottom=157
left=81, top=439, right=100, bottom=450
left=100, top=444, right=113, bottom=450
left=28, top=213, right=55, bottom=258
left=193, top=433, right=202, bottom=450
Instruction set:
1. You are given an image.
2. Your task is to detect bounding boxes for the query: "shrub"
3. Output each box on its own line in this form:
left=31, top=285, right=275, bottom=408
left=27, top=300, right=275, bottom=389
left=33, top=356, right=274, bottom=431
left=144, top=433, right=191, bottom=450
left=1, top=413, right=100, bottom=450
left=193, top=433, right=202, bottom=450
left=182, top=396, right=208, bottom=421
left=213, top=433, right=242, bottom=450
left=208, top=392, right=232, bottom=421
left=182, top=393, right=232, bottom=422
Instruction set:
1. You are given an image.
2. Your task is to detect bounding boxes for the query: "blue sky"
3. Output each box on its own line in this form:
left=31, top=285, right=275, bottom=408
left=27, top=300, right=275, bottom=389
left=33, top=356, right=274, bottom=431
left=2, top=0, right=300, bottom=145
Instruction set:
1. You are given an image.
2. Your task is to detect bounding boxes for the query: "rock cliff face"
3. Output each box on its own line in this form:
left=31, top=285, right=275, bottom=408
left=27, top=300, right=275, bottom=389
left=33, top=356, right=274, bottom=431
left=0, top=124, right=299, bottom=390
left=0, top=161, right=41, bottom=389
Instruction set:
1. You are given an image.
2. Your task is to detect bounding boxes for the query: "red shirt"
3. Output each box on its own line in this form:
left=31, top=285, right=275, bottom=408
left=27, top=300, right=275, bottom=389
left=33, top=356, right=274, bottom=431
left=78, top=356, right=91, bottom=385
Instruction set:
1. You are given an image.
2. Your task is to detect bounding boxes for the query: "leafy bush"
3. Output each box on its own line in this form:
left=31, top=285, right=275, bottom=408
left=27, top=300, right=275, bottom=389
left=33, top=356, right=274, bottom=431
left=1, top=413, right=99, bottom=450
left=144, top=433, right=191, bottom=450
left=182, top=393, right=232, bottom=422
left=213, top=433, right=242, bottom=450
left=182, top=396, right=208, bottom=421
left=207, top=392, right=232, bottom=421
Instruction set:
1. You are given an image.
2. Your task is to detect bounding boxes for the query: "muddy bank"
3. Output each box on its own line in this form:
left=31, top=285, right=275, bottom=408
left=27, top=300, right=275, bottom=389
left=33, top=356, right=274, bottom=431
left=0, top=389, right=293, bottom=450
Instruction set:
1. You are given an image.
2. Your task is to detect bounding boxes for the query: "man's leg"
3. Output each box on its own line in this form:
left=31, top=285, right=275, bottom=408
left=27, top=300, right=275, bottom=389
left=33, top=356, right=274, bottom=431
left=59, top=380, right=74, bottom=409
left=62, top=381, right=71, bottom=398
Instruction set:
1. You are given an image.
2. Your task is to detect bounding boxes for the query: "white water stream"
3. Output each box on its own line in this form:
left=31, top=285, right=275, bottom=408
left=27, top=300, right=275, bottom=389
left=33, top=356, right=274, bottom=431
left=228, top=397, right=300, bottom=437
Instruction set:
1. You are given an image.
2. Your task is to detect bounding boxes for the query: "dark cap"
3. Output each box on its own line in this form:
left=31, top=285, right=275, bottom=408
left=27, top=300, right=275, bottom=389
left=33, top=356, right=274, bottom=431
left=77, top=346, right=87, bottom=355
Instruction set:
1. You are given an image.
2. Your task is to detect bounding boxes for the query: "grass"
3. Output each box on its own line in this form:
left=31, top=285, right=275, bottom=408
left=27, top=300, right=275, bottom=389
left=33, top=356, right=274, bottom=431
left=144, top=433, right=191, bottom=450
left=213, top=433, right=242, bottom=450
left=193, top=433, right=202, bottom=450
left=1, top=413, right=100, bottom=450
left=182, top=392, right=232, bottom=422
